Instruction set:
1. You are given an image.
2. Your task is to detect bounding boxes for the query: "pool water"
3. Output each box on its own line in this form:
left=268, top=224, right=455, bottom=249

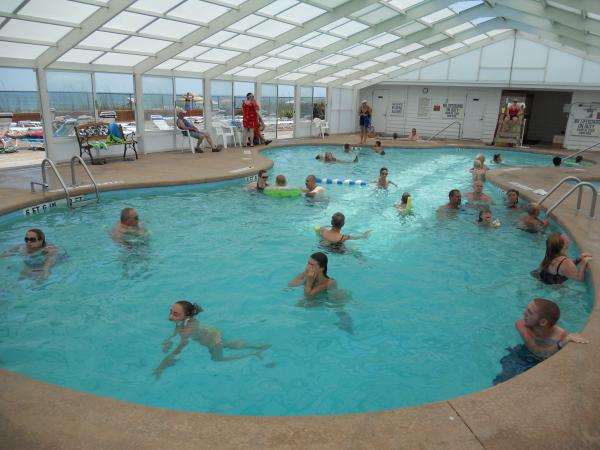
left=0, top=146, right=593, bottom=416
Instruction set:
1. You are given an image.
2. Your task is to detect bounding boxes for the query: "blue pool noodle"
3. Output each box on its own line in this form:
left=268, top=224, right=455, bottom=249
left=316, top=177, right=367, bottom=186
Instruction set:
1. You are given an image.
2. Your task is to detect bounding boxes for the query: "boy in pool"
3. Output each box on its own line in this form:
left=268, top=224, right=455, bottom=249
left=516, top=298, right=588, bottom=359
left=373, top=140, right=385, bottom=155
left=154, top=301, right=270, bottom=380
left=518, top=202, right=549, bottom=233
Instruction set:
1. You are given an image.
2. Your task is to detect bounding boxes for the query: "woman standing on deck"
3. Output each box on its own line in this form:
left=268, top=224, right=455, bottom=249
left=358, top=100, right=372, bottom=145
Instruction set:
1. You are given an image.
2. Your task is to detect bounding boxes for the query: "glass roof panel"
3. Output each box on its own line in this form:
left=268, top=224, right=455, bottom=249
left=168, top=0, right=230, bottom=24
left=366, top=33, right=401, bottom=47
left=377, top=65, right=401, bottom=74
left=387, top=0, right=426, bottom=10
left=235, top=67, right=268, bottom=77
left=449, top=1, right=483, bottom=14
left=360, top=5, right=400, bottom=25
left=297, top=63, right=328, bottom=73
left=310, top=0, right=350, bottom=7
left=115, top=36, right=172, bottom=53
left=375, top=51, right=400, bottom=62
left=318, top=53, right=351, bottom=64
left=292, top=31, right=320, bottom=44
left=336, top=68, right=358, bottom=77
left=277, top=72, right=307, bottom=81
left=154, top=59, right=186, bottom=70
left=229, top=14, right=266, bottom=32
left=253, top=57, right=290, bottom=69
left=315, top=76, right=337, bottom=83
left=463, top=34, right=488, bottom=45
left=277, top=45, right=315, bottom=58
left=343, top=79, right=362, bottom=86
left=486, top=29, right=510, bottom=37
left=197, top=48, right=241, bottom=62
left=0, top=41, right=48, bottom=59
left=175, top=61, right=218, bottom=72
left=397, top=42, right=424, bottom=54
left=93, top=52, right=148, bottom=66
left=302, top=33, right=342, bottom=49
left=202, top=31, right=237, bottom=46
left=219, top=0, right=248, bottom=5
left=355, top=60, right=379, bottom=70
left=141, top=19, right=199, bottom=39
left=340, top=43, right=374, bottom=56
left=421, top=33, right=448, bottom=45
left=57, top=49, right=104, bottom=63
left=130, top=0, right=182, bottom=14
left=420, top=50, right=443, bottom=59
left=320, top=18, right=349, bottom=32
left=440, top=42, right=465, bottom=52
left=329, top=19, right=370, bottom=37
left=445, top=22, right=474, bottom=35
left=221, top=34, right=267, bottom=50
left=259, top=0, right=298, bottom=16
left=394, top=21, right=428, bottom=36
left=421, top=8, right=455, bottom=25
left=247, top=19, right=296, bottom=38
left=224, top=67, right=243, bottom=75
left=547, top=1, right=581, bottom=15
left=360, top=73, right=380, bottom=80
left=104, top=12, right=155, bottom=32
left=278, top=3, right=326, bottom=24
left=246, top=56, right=267, bottom=65
left=400, top=57, right=421, bottom=67
left=80, top=31, right=128, bottom=49
left=589, top=12, right=600, bottom=21
left=0, top=0, right=22, bottom=13
left=353, top=4, right=386, bottom=16
left=176, top=46, right=210, bottom=58
left=0, top=19, right=71, bottom=44
left=471, top=17, right=494, bottom=25
left=267, top=44, right=293, bottom=55
left=19, top=0, right=99, bottom=24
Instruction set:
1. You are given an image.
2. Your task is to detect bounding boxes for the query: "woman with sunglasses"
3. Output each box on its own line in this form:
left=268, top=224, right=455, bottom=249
left=246, top=169, right=270, bottom=191
left=1, top=228, right=59, bottom=279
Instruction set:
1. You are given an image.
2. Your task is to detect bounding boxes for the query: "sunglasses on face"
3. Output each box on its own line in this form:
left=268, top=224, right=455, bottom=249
left=24, top=237, right=39, bottom=243
left=261, top=176, right=268, bottom=179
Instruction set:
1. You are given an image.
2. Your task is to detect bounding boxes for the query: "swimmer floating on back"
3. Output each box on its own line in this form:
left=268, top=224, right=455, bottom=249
left=154, top=301, right=270, bottom=380
left=315, top=151, right=358, bottom=163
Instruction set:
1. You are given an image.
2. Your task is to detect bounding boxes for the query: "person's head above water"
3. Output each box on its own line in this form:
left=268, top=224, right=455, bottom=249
left=120, top=207, right=139, bottom=227
left=472, top=180, right=484, bottom=193
left=493, top=153, right=502, bottom=163
left=507, top=189, right=519, bottom=205
left=309, top=252, right=329, bottom=278
left=527, top=202, right=541, bottom=217
left=375, top=140, right=382, bottom=147
left=524, top=298, right=560, bottom=328
left=380, top=167, right=388, bottom=177
left=553, top=156, right=562, bottom=167
left=25, top=228, right=46, bottom=249
left=275, top=174, right=286, bottom=186
left=575, top=155, right=583, bottom=163
left=448, top=189, right=462, bottom=207
left=169, top=300, right=203, bottom=322
left=541, top=232, right=569, bottom=269
left=476, top=154, right=485, bottom=163
left=331, top=212, right=345, bottom=229
left=478, top=208, right=492, bottom=223
left=401, top=192, right=411, bottom=204
left=473, top=159, right=482, bottom=169
left=344, top=143, right=350, bottom=152
left=305, top=174, right=317, bottom=190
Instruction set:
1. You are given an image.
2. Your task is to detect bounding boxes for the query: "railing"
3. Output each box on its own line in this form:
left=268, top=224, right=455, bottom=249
left=30, top=158, right=71, bottom=206
left=427, top=121, right=462, bottom=141
left=539, top=176, right=581, bottom=206
left=562, top=140, right=600, bottom=162
left=541, top=176, right=597, bottom=219
left=70, top=155, right=100, bottom=204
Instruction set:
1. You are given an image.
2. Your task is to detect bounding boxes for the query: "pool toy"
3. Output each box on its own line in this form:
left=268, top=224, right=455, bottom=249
left=264, top=187, right=303, bottom=197
left=316, top=177, right=367, bottom=186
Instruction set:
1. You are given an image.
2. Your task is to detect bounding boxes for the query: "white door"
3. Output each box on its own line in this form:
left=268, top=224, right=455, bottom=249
left=462, top=92, right=484, bottom=140
left=372, top=90, right=389, bottom=133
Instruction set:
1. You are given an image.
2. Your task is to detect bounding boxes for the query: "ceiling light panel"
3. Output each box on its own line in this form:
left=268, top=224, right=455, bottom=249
left=141, top=19, right=199, bottom=39
left=247, top=19, right=296, bottom=38
left=104, top=12, right=155, bottom=32
left=229, top=15, right=266, bottom=32
left=19, top=0, right=99, bottom=24
left=0, top=19, right=71, bottom=44
left=277, top=3, right=326, bottom=24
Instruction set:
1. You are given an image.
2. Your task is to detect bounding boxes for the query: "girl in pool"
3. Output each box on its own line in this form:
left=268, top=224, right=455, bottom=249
left=470, top=159, right=486, bottom=182
left=317, top=212, right=370, bottom=247
left=154, top=300, right=270, bottom=380
left=1, top=228, right=59, bottom=280
left=534, top=233, right=592, bottom=285
left=288, top=252, right=337, bottom=297
left=477, top=209, right=500, bottom=227
left=395, top=192, right=412, bottom=212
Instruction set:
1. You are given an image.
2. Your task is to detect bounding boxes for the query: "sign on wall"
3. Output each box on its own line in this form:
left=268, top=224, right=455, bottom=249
left=417, top=97, right=431, bottom=118
left=442, top=103, right=464, bottom=119
left=572, top=119, right=600, bottom=137
left=390, top=102, right=403, bottom=115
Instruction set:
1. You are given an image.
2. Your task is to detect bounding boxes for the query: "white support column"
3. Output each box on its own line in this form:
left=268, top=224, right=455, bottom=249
left=35, top=68, right=56, bottom=161
left=133, top=73, right=145, bottom=154
left=255, top=81, right=262, bottom=108
left=204, top=78, right=213, bottom=140
left=293, top=85, right=301, bottom=139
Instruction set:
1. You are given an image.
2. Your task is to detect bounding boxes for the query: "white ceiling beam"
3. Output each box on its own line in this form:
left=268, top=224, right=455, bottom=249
left=46, top=61, right=135, bottom=73
left=547, top=0, right=600, bottom=15
left=201, top=0, right=381, bottom=79
left=0, top=57, right=36, bottom=68
left=255, top=0, right=460, bottom=83
left=133, top=0, right=272, bottom=74
left=36, top=0, right=135, bottom=69
left=98, top=27, right=183, bottom=43
left=0, top=12, right=78, bottom=28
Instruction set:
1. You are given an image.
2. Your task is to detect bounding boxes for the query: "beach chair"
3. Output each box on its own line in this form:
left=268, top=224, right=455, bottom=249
left=212, top=121, right=237, bottom=148
left=313, top=118, right=329, bottom=139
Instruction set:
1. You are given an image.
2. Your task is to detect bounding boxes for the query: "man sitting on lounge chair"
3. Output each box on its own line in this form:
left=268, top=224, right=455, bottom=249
left=176, top=111, right=221, bottom=153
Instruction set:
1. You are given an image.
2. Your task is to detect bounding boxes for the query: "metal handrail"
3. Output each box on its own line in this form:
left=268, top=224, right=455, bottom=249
left=563, top=141, right=600, bottom=161
left=427, top=121, right=462, bottom=141
left=545, top=182, right=597, bottom=219
left=70, top=156, right=100, bottom=204
left=30, top=158, right=71, bottom=206
left=539, top=176, right=582, bottom=206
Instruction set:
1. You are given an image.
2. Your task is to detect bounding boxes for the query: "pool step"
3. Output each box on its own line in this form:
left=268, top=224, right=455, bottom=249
left=68, top=194, right=98, bottom=208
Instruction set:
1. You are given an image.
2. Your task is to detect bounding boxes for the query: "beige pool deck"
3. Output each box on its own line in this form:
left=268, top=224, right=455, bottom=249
left=1, top=136, right=599, bottom=449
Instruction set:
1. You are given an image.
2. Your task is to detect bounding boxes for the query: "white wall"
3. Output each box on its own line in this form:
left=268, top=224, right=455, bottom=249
left=359, top=84, right=501, bottom=143
left=564, top=91, right=600, bottom=151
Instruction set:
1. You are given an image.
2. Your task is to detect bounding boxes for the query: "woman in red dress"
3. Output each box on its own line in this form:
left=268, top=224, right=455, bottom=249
left=242, top=92, right=259, bottom=147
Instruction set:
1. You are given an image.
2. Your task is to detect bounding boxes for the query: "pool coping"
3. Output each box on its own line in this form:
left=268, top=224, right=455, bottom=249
left=1, top=137, right=599, bottom=449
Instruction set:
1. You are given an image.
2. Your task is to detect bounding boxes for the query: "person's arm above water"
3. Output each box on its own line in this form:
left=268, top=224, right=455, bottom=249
left=304, top=275, right=336, bottom=298
left=288, top=272, right=306, bottom=287
left=515, top=320, right=552, bottom=355
left=559, top=255, right=592, bottom=281
left=344, top=230, right=371, bottom=240
left=154, top=336, right=189, bottom=380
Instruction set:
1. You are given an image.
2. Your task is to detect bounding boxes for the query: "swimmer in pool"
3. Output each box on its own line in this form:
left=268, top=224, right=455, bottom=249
left=466, top=180, right=494, bottom=207
left=470, top=159, right=486, bottom=182
left=533, top=232, right=592, bottom=285
left=112, top=207, right=148, bottom=245
left=518, top=202, right=548, bottom=233
left=373, top=140, right=385, bottom=155
left=373, top=167, right=397, bottom=188
left=317, top=212, right=370, bottom=246
left=1, top=228, right=59, bottom=279
left=154, top=300, right=270, bottom=380
left=475, top=154, right=490, bottom=171
left=304, top=174, right=325, bottom=197
left=492, top=153, right=503, bottom=164
left=437, top=189, right=463, bottom=215
left=516, top=298, right=588, bottom=359
left=506, top=189, right=520, bottom=209
left=395, top=192, right=412, bottom=212
left=288, top=252, right=337, bottom=298
left=477, top=208, right=500, bottom=227
left=315, top=151, right=358, bottom=163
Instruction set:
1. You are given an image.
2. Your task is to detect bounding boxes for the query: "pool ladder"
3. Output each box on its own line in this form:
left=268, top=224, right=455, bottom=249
left=539, top=176, right=597, bottom=219
left=30, top=156, right=100, bottom=208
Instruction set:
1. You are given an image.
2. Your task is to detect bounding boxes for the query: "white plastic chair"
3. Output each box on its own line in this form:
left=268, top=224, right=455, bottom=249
left=179, top=129, right=197, bottom=154
left=313, top=118, right=329, bottom=139
left=212, top=121, right=237, bottom=148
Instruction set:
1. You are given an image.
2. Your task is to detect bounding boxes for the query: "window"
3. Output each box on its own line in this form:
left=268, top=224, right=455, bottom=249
left=142, top=75, right=174, bottom=131
left=300, top=86, right=327, bottom=122
left=260, top=84, right=277, bottom=140
left=211, top=80, right=232, bottom=121
left=234, top=81, right=255, bottom=119
left=0, top=67, right=40, bottom=133
left=277, top=84, right=295, bottom=139
left=175, top=77, right=204, bottom=130
left=94, top=72, right=135, bottom=126
left=47, top=70, right=93, bottom=136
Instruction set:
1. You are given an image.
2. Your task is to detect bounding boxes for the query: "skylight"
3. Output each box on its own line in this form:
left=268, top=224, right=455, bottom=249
left=377, top=65, right=401, bottom=74
left=421, top=34, right=449, bottom=46
left=353, top=4, right=399, bottom=25
left=175, top=61, right=218, bottom=72
left=328, top=19, right=370, bottom=38
left=176, top=46, right=210, bottom=59
left=315, top=76, right=338, bottom=84
left=420, top=50, right=443, bottom=60
left=375, top=52, right=400, bottom=62
left=130, top=0, right=182, bottom=15
left=397, top=43, right=424, bottom=54
left=386, top=0, right=426, bottom=10
left=58, top=49, right=104, bottom=64
left=222, top=34, right=268, bottom=51
left=354, top=61, right=379, bottom=70
left=154, top=59, right=185, bottom=70
left=259, top=0, right=298, bottom=16
left=340, top=44, right=374, bottom=56
left=93, top=52, right=148, bottom=66
left=440, top=42, right=465, bottom=53
left=336, top=69, right=358, bottom=77
left=298, top=64, right=328, bottom=74
left=463, top=34, right=488, bottom=45
left=19, top=0, right=99, bottom=25
left=471, top=17, right=494, bottom=25
left=421, top=8, right=455, bottom=25
left=168, top=0, right=230, bottom=24
left=79, top=32, right=128, bottom=49
left=361, top=73, right=380, bottom=80
left=104, top=12, right=155, bottom=32
left=235, top=67, right=269, bottom=77
left=394, top=21, right=428, bottom=36
left=115, top=37, right=172, bottom=54
left=343, top=79, right=363, bottom=86
left=277, top=72, right=307, bottom=81
left=202, top=31, right=236, bottom=46
left=253, top=57, right=291, bottom=69
left=546, top=0, right=581, bottom=15
left=229, top=15, right=265, bottom=32
left=277, top=45, right=315, bottom=59
left=302, top=33, right=342, bottom=49
left=445, top=22, right=474, bottom=35
left=248, top=19, right=296, bottom=38
left=197, top=49, right=241, bottom=62
left=0, top=20, right=71, bottom=44
left=141, top=19, right=198, bottom=40
left=366, top=33, right=401, bottom=47
left=277, top=3, right=326, bottom=24
left=318, top=54, right=352, bottom=65
left=448, top=1, right=483, bottom=14
left=400, top=58, right=422, bottom=67
left=0, top=42, right=48, bottom=59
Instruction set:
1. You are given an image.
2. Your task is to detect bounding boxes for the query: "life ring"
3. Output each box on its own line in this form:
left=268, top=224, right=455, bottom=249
left=316, top=177, right=367, bottom=186
left=263, top=187, right=303, bottom=197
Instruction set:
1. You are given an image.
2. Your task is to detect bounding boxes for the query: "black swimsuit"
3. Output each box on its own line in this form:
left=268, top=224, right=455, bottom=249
left=538, top=257, right=569, bottom=285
